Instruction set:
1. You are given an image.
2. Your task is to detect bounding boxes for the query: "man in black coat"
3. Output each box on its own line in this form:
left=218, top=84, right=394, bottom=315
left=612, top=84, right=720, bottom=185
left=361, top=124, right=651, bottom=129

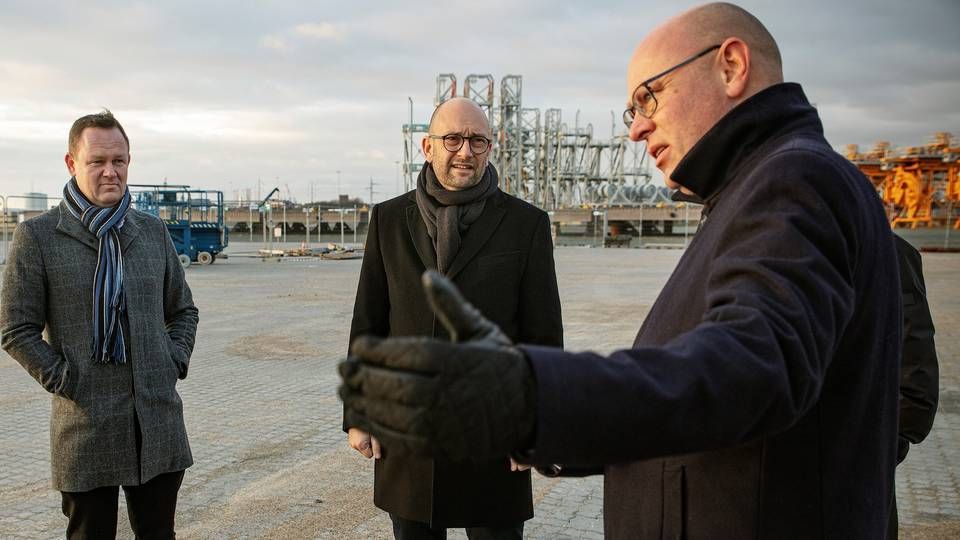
left=341, top=3, right=902, bottom=538
left=344, top=97, right=563, bottom=539
left=890, top=234, right=939, bottom=538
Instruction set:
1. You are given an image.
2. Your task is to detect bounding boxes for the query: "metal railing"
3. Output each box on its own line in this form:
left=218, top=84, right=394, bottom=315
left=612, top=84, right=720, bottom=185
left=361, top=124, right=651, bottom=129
left=0, top=195, right=6, bottom=265
left=1, top=194, right=63, bottom=264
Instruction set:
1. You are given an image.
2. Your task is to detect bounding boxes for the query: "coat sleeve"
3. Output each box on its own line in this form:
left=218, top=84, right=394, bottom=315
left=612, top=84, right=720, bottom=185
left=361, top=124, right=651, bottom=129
left=162, top=222, right=199, bottom=379
left=894, top=235, right=938, bottom=463
left=522, top=153, right=869, bottom=466
left=517, top=211, right=563, bottom=348
left=348, top=204, right=390, bottom=352
left=344, top=203, right=390, bottom=431
left=0, top=222, right=74, bottom=396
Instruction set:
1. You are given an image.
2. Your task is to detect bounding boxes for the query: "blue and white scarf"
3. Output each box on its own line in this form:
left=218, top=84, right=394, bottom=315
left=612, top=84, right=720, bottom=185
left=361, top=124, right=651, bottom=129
left=62, top=177, right=132, bottom=364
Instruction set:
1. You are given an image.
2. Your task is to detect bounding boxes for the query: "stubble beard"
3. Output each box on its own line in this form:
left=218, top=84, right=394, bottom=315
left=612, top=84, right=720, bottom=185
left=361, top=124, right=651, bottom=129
left=437, top=160, right=484, bottom=191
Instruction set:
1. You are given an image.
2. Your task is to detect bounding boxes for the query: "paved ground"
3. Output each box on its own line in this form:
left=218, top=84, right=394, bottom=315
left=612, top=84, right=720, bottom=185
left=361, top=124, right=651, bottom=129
left=0, top=245, right=958, bottom=539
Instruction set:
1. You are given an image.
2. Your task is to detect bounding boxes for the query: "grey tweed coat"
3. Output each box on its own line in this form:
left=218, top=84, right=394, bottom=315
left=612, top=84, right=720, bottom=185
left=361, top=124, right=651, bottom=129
left=1, top=202, right=198, bottom=492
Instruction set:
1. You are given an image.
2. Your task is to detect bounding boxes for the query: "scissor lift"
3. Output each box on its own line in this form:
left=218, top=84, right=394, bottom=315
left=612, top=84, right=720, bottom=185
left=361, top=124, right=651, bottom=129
left=131, top=184, right=229, bottom=267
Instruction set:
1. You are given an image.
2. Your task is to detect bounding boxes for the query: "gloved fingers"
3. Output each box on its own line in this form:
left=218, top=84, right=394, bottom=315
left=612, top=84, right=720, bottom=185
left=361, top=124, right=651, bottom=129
left=361, top=395, right=431, bottom=435
left=338, top=357, right=363, bottom=390
left=365, top=419, right=433, bottom=457
left=422, top=270, right=510, bottom=345
left=343, top=391, right=434, bottom=459
left=344, top=393, right=427, bottom=458
left=359, top=364, right=437, bottom=406
left=352, top=334, right=450, bottom=373
left=341, top=353, right=439, bottom=406
left=340, top=394, right=372, bottom=434
left=343, top=385, right=433, bottom=441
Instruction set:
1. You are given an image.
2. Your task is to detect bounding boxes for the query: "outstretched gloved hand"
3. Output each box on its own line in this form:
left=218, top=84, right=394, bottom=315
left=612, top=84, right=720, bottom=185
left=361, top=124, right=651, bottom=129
left=339, top=270, right=536, bottom=462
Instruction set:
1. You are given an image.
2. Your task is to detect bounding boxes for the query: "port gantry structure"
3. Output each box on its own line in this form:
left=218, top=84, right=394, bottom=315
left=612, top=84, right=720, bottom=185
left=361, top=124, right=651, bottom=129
left=402, top=73, right=669, bottom=212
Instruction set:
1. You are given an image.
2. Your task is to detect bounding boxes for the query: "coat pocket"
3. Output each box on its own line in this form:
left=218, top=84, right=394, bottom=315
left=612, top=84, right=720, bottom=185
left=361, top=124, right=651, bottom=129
left=58, top=345, right=85, bottom=402
left=161, top=333, right=187, bottom=380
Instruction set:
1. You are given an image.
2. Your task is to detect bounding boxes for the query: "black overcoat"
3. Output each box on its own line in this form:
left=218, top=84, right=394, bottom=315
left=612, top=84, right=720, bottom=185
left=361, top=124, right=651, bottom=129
left=347, top=188, right=563, bottom=527
left=893, top=234, right=938, bottom=462
left=521, top=84, right=901, bottom=538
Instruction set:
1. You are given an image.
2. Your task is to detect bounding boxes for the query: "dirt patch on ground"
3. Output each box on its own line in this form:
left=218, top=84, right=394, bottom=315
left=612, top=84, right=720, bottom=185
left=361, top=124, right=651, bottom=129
left=177, top=449, right=389, bottom=538
left=226, top=334, right=320, bottom=361
left=902, top=520, right=960, bottom=539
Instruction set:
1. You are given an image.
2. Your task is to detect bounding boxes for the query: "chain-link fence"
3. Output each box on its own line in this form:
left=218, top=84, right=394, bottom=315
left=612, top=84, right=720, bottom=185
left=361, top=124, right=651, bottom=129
left=3, top=195, right=957, bottom=264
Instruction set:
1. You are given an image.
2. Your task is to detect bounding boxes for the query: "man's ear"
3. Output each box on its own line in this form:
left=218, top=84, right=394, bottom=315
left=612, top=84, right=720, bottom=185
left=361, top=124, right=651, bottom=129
left=718, top=37, right=750, bottom=99
left=421, top=136, right=434, bottom=163
left=65, top=152, right=77, bottom=176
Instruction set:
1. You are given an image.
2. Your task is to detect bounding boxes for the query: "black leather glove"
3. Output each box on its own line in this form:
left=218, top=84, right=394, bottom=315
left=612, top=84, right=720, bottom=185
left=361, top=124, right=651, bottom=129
left=339, top=270, right=537, bottom=462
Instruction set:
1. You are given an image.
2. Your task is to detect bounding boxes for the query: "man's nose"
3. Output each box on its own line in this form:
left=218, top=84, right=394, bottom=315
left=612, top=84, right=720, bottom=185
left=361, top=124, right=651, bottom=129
left=629, top=115, right=654, bottom=142
left=102, top=163, right=117, bottom=177
left=456, top=140, right=475, bottom=158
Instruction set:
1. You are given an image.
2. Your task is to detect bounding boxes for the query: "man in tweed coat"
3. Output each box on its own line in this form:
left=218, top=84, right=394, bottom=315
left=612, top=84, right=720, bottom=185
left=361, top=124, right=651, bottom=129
left=1, top=110, right=198, bottom=538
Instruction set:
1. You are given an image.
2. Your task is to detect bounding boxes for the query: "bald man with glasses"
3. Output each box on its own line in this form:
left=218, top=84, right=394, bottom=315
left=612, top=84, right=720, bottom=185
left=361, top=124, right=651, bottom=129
left=344, top=97, right=562, bottom=539
left=342, top=3, right=901, bottom=538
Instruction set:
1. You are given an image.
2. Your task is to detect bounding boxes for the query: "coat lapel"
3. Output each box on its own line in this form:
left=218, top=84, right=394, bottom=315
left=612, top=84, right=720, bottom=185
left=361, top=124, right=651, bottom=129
left=55, top=201, right=144, bottom=252
left=405, top=201, right=437, bottom=271
left=55, top=202, right=98, bottom=252
left=118, top=210, right=143, bottom=251
left=445, top=193, right=506, bottom=280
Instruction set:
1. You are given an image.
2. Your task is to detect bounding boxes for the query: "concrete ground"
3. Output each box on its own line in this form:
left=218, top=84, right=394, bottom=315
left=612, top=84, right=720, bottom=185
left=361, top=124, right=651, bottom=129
left=0, top=246, right=958, bottom=539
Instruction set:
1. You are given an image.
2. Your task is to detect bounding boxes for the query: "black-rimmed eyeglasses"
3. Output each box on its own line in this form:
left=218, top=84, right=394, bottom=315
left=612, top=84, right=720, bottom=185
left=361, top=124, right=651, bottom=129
left=622, top=44, right=721, bottom=127
left=428, top=134, right=492, bottom=154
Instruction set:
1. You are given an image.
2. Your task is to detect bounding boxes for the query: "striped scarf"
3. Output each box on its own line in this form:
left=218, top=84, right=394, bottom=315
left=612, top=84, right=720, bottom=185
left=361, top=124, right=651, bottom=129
left=62, top=177, right=132, bottom=364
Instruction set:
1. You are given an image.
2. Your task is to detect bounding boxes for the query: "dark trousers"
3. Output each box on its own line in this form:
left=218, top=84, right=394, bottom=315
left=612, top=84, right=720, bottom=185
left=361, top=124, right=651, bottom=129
left=390, top=514, right=523, bottom=540
left=61, top=470, right=185, bottom=540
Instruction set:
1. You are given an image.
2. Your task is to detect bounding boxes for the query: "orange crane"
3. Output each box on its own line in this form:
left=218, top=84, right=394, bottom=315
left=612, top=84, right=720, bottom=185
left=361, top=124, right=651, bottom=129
left=845, top=142, right=893, bottom=219
left=847, top=133, right=960, bottom=229
left=943, top=134, right=960, bottom=229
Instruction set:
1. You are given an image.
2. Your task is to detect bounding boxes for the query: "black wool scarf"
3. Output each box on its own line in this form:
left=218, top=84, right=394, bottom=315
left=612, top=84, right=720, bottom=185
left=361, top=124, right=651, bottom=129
left=415, top=162, right=499, bottom=274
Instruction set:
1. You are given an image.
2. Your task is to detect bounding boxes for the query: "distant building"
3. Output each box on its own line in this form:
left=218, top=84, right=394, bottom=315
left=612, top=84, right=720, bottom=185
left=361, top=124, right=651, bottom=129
left=23, top=192, right=48, bottom=211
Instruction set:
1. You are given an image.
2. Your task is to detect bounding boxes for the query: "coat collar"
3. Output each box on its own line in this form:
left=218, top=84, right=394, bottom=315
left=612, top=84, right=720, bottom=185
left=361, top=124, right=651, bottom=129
left=404, top=190, right=507, bottom=280
left=670, top=83, right=823, bottom=204
left=56, top=200, right=144, bottom=252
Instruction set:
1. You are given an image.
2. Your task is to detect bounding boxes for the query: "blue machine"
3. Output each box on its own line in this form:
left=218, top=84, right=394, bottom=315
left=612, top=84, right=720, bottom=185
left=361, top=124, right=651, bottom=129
left=130, top=184, right=229, bottom=267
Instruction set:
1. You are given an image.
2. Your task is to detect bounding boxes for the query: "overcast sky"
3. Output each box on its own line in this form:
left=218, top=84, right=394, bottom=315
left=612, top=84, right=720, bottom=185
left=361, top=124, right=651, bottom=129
left=1, top=0, right=958, bottom=205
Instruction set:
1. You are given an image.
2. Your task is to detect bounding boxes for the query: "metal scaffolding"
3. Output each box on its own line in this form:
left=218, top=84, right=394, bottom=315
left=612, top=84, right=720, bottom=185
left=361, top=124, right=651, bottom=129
left=402, top=73, right=664, bottom=209
left=401, top=97, right=428, bottom=194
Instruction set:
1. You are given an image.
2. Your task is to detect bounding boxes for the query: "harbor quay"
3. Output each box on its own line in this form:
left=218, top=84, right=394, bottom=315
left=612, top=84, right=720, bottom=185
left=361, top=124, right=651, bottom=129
left=1, top=247, right=958, bottom=538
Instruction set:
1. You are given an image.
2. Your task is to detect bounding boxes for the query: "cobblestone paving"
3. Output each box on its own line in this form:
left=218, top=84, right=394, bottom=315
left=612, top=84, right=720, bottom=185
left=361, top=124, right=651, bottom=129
left=0, top=246, right=957, bottom=538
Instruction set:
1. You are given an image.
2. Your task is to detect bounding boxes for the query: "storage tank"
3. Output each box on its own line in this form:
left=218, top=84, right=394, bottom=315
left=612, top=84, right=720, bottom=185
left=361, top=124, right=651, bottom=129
left=23, top=192, right=48, bottom=211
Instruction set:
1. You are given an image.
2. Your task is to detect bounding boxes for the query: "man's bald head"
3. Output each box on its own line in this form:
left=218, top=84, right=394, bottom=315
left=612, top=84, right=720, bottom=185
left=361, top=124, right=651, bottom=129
left=624, top=3, right=784, bottom=189
left=685, top=3, right=780, bottom=80
left=422, top=97, right=494, bottom=190
left=428, top=97, right=492, bottom=137
left=637, top=2, right=782, bottom=90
